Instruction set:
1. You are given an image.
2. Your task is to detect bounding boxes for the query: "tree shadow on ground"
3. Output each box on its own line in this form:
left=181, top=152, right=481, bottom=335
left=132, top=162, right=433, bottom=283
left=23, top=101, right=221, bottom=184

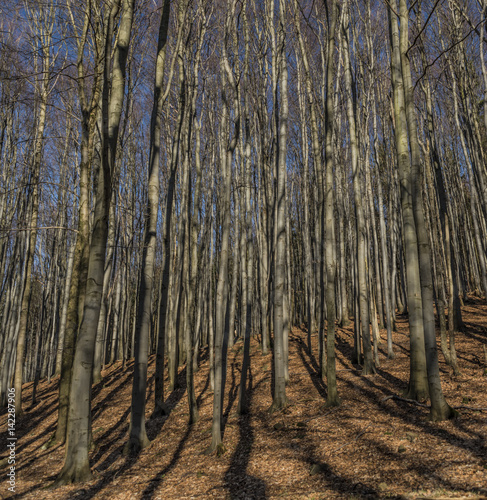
left=292, top=331, right=327, bottom=399
left=337, top=370, right=487, bottom=496
left=43, top=364, right=189, bottom=499
left=222, top=352, right=240, bottom=435
left=139, top=364, right=211, bottom=499
left=90, top=406, right=131, bottom=470
left=92, top=370, right=132, bottom=421
left=139, top=423, right=193, bottom=499
left=0, top=382, right=60, bottom=456
left=22, top=378, right=59, bottom=401
left=284, top=325, right=487, bottom=498
left=374, top=366, right=408, bottom=393
left=459, top=321, right=487, bottom=345
left=147, top=364, right=189, bottom=440
left=65, top=360, right=208, bottom=499
left=12, top=406, right=58, bottom=456
left=303, top=456, right=396, bottom=499
left=258, top=335, right=404, bottom=499
left=223, top=369, right=267, bottom=499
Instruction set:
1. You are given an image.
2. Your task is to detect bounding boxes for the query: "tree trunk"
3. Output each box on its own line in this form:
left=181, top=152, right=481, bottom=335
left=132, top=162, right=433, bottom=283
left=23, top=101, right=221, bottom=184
left=55, top=0, right=134, bottom=484
left=342, top=1, right=375, bottom=375
left=126, top=0, right=171, bottom=453
left=388, top=0, right=429, bottom=401
left=398, top=0, right=455, bottom=420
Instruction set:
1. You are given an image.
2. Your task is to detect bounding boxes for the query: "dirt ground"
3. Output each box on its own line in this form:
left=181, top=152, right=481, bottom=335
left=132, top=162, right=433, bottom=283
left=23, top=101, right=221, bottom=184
left=1, top=297, right=487, bottom=500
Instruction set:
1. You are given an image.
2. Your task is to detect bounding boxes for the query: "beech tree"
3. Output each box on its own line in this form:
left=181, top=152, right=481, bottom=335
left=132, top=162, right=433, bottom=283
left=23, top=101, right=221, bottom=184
left=54, top=0, right=135, bottom=484
left=13, top=0, right=58, bottom=416
left=126, top=0, right=172, bottom=455
left=5, top=0, right=486, bottom=485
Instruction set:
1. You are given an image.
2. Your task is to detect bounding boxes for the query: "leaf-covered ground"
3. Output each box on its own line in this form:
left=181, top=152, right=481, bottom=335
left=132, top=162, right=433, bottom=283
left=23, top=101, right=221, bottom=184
left=1, top=297, right=487, bottom=499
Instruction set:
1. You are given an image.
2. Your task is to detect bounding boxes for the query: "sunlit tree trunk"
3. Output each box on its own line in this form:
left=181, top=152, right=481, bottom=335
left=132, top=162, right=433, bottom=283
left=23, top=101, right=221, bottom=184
left=398, top=0, right=455, bottom=420
left=14, top=0, right=55, bottom=416
left=207, top=1, right=240, bottom=449
left=55, top=0, right=134, bottom=484
left=269, top=0, right=288, bottom=412
left=342, top=0, right=374, bottom=375
left=388, top=0, right=429, bottom=401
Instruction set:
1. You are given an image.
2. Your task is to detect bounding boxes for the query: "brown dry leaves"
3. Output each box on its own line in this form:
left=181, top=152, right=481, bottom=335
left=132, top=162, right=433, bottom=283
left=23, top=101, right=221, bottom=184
left=1, top=297, right=487, bottom=499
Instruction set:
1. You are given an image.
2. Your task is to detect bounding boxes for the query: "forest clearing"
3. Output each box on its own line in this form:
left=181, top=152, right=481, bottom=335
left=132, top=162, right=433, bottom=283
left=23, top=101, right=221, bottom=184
left=1, top=298, right=486, bottom=500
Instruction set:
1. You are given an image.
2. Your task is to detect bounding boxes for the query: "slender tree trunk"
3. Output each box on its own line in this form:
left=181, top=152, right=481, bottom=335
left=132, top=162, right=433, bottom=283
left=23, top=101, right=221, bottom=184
left=237, top=9, right=253, bottom=412
left=398, top=0, right=455, bottom=420
left=388, top=0, right=429, bottom=401
left=13, top=1, right=53, bottom=413
left=323, top=0, right=340, bottom=405
left=342, top=1, right=374, bottom=375
left=269, top=0, right=288, bottom=412
left=55, top=0, right=134, bottom=484
left=126, top=0, right=171, bottom=453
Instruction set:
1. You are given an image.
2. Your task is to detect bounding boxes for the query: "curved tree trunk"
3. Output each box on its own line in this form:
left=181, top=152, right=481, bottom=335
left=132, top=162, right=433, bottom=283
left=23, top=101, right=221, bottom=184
left=55, top=0, right=134, bottom=484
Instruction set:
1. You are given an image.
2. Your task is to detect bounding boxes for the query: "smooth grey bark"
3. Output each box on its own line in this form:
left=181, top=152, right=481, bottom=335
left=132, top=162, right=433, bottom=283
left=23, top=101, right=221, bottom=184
left=323, top=0, right=340, bottom=406
left=55, top=0, right=134, bottom=484
left=207, top=4, right=240, bottom=448
left=228, top=183, right=239, bottom=350
left=181, top=17, right=206, bottom=424
left=237, top=7, right=253, bottom=412
left=186, top=110, right=204, bottom=422
left=388, top=0, right=429, bottom=401
left=335, top=154, right=349, bottom=329
left=375, top=154, right=394, bottom=358
left=398, top=0, right=455, bottom=420
left=293, top=0, right=319, bottom=347
left=192, top=156, right=210, bottom=376
left=112, top=266, right=123, bottom=361
left=342, top=1, right=374, bottom=375
left=126, top=0, right=171, bottom=453
left=52, top=0, right=105, bottom=447
left=207, top=99, right=232, bottom=452
left=55, top=242, right=75, bottom=376
left=418, top=46, right=461, bottom=371
left=258, top=160, right=270, bottom=355
left=208, top=201, right=216, bottom=392
left=0, top=235, right=24, bottom=407
left=14, top=0, right=55, bottom=414
left=98, top=199, right=117, bottom=369
left=441, top=29, right=487, bottom=297
left=153, top=4, right=188, bottom=410
left=269, top=0, right=288, bottom=413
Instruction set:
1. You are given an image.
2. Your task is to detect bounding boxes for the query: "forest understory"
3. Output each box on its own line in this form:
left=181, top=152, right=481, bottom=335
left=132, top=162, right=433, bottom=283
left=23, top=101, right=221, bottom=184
left=1, top=298, right=487, bottom=500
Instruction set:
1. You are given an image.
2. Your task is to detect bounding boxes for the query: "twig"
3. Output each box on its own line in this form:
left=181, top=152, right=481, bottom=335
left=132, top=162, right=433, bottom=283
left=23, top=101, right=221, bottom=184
left=413, top=18, right=486, bottom=90
left=355, top=422, right=373, bottom=440
left=453, top=405, right=487, bottom=412
left=405, top=0, right=443, bottom=56
left=0, top=226, right=79, bottom=234
left=382, top=394, right=429, bottom=408
left=383, top=394, right=487, bottom=412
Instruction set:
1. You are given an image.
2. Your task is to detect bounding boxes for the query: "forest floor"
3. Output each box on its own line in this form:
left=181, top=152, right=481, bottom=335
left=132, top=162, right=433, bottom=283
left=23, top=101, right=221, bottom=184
left=1, top=298, right=487, bottom=500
